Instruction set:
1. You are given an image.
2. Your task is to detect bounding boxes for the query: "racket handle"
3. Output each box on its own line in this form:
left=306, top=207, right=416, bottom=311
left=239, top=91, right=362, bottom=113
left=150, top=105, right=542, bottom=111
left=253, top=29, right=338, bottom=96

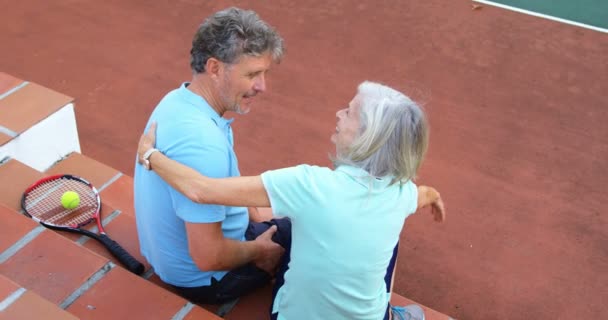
left=98, top=234, right=145, bottom=275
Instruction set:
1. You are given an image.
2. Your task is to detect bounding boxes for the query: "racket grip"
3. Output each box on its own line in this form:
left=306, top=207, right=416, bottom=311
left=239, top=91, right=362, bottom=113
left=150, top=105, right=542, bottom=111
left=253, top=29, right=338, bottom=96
left=98, top=234, right=145, bottom=275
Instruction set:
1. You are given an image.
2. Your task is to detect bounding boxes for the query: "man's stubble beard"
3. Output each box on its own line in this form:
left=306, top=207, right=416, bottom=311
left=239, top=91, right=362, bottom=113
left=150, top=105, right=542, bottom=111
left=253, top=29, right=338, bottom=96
left=218, top=73, right=250, bottom=115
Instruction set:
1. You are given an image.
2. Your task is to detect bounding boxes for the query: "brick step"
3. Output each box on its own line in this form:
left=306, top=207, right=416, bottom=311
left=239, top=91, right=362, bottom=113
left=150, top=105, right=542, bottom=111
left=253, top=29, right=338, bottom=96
left=0, top=156, right=221, bottom=319
left=0, top=72, right=79, bottom=172
left=0, top=273, right=78, bottom=319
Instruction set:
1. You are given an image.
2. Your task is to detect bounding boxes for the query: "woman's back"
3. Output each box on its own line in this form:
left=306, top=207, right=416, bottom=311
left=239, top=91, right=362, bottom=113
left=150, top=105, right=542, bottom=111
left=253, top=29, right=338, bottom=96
left=262, top=164, right=418, bottom=320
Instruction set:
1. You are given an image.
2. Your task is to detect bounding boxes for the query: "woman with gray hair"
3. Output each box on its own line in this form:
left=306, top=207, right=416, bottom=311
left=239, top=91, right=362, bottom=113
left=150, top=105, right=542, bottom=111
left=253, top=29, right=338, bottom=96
left=138, top=81, right=445, bottom=320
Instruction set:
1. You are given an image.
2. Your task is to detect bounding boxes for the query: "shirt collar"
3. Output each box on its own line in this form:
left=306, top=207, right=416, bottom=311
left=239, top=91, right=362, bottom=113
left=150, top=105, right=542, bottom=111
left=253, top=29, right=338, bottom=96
left=178, top=82, right=234, bottom=128
left=335, top=165, right=393, bottom=188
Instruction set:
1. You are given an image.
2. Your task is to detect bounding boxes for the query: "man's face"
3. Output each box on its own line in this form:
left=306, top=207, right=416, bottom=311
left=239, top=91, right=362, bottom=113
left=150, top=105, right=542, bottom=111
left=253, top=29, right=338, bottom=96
left=217, top=52, right=273, bottom=114
left=331, top=94, right=362, bottom=154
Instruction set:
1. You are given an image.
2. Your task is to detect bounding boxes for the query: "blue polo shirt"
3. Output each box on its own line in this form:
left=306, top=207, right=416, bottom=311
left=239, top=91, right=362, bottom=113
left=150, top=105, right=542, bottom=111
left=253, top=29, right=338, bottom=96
left=134, top=83, right=248, bottom=287
left=261, top=164, right=418, bottom=320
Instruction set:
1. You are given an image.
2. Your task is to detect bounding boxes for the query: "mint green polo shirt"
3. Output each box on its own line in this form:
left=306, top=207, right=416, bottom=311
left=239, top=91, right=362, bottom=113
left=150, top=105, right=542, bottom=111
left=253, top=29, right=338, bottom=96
left=261, top=164, right=418, bottom=320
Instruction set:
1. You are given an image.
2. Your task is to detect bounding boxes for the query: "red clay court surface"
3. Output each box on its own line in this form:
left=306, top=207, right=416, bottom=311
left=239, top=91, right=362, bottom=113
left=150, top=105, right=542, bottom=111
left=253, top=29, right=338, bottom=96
left=2, top=1, right=607, bottom=319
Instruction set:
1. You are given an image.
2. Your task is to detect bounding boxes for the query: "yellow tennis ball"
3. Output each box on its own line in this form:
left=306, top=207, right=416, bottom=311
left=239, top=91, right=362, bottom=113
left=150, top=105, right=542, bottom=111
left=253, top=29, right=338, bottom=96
left=61, top=191, right=80, bottom=209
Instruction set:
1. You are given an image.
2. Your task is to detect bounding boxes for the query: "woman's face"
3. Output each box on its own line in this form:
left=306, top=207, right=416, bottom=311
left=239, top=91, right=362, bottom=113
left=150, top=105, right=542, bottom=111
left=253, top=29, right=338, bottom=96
left=331, top=94, right=362, bottom=154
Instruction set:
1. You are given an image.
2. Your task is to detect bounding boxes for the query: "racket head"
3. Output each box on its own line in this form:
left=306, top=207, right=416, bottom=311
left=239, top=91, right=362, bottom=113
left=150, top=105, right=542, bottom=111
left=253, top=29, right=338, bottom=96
left=21, top=174, right=101, bottom=229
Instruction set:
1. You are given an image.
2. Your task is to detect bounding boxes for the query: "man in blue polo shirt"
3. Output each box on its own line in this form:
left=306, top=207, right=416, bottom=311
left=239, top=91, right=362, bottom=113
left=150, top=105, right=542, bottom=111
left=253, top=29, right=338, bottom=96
left=134, top=7, right=290, bottom=304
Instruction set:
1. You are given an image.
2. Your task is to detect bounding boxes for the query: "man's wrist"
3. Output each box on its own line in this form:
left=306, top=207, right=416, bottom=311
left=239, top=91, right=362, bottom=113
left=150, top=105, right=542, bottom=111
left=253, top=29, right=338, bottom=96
left=248, top=237, right=264, bottom=261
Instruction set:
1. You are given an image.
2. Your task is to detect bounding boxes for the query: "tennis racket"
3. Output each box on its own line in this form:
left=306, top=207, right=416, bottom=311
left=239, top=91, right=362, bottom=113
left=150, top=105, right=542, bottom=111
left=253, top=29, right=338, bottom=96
left=21, top=174, right=145, bottom=275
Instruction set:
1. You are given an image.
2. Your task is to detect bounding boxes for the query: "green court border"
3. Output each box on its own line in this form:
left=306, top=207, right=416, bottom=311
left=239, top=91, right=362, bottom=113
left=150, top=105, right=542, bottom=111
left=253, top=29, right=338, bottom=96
left=473, top=0, right=608, bottom=33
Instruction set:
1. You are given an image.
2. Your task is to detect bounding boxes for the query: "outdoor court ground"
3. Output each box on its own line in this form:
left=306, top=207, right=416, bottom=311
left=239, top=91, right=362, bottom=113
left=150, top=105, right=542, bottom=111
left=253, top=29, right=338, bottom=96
left=1, top=1, right=607, bottom=319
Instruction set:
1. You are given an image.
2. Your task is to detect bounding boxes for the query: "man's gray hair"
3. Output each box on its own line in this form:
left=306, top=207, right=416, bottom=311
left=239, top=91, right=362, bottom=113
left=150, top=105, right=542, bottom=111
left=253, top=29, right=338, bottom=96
left=190, top=7, right=284, bottom=73
left=335, top=81, right=429, bottom=185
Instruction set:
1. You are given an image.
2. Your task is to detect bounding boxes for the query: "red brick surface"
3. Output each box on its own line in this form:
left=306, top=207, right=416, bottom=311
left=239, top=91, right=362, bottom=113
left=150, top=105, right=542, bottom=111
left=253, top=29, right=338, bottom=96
left=146, top=273, right=179, bottom=295
left=0, top=159, right=44, bottom=211
left=0, top=82, right=72, bottom=134
left=0, top=72, right=23, bottom=96
left=0, top=274, right=21, bottom=302
left=0, top=290, right=79, bottom=320
left=183, top=305, right=223, bottom=320
left=0, top=230, right=108, bottom=304
left=0, top=204, right=38, bottom=253
left=65, top=267, right=197, bottom=320
left=99, top=174, right=135, bottom=217
left=0, top=133, right=12, bottom=146
left=45, top=152, right=119, bottom=189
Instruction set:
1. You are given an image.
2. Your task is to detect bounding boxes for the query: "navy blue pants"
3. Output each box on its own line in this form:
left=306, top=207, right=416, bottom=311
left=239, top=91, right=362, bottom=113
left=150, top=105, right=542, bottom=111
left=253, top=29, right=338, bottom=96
left=172, top=218, right=292, bottom=305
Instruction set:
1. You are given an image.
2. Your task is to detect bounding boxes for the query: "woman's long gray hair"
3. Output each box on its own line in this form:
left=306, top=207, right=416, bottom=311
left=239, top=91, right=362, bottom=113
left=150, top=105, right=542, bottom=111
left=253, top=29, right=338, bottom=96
left=334, top=81, right=429, bottom=185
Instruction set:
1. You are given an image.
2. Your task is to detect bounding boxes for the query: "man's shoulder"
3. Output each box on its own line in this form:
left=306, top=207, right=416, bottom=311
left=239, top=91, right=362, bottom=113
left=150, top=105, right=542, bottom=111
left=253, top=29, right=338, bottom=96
left=155, top=88, right=196, bottom=115
left=155, top=86, right=182, bottom=106
left=152, top=98, right=221, bottom=141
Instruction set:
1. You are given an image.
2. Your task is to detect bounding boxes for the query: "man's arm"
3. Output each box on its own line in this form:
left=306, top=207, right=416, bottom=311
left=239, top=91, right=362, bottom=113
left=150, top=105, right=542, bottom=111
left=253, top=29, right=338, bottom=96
left=417, top=185, right=446, bottom=222
left=187, top=221, right=282, bottom=273
left=248, top=207, right=274, bottom=222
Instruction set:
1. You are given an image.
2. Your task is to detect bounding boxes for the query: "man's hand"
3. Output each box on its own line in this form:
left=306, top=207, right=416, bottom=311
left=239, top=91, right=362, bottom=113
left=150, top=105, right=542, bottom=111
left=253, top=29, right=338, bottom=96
left=252, top=225, right=284, bottom=274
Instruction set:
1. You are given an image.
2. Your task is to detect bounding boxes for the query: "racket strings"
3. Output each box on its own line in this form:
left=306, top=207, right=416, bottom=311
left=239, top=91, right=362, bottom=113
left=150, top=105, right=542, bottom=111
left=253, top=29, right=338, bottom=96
left=24, top=178, right=98, bottom=227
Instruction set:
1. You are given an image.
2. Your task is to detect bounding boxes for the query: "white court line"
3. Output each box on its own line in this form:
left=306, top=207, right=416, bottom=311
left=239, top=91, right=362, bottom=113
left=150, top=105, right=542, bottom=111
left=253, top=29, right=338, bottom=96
left=0, top=288, right=26, bottom=311
left=98, top=172, right=123, bottom=192
left=0, top=226, right=46, bottom=264
left=171, top=302, right=195, bottom=320
left=0, top=126, right=18, bottom=138
left=473, top=0, right=608, bottom=34
left=0, top=81, right=29, bottom=100
left=59, top=262, right=115, bottom=309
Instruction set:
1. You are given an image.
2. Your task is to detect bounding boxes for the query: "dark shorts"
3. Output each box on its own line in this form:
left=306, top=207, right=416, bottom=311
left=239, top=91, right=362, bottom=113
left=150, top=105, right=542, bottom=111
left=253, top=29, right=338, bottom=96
left=172, top=218, right=292, bottom=305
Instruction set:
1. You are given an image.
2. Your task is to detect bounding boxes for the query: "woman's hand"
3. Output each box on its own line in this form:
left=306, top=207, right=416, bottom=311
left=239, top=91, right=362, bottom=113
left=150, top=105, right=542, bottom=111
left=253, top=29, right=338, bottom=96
left=138, top=122, right=158, bottom=166
left=430, top=196, right=445, bottom=222
left=417, top=186, right=446, bottom=222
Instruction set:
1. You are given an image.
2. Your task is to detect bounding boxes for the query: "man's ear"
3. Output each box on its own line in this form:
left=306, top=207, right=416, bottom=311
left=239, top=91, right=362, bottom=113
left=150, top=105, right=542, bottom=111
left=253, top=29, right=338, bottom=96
left=205, top=57, right=222, bottom=79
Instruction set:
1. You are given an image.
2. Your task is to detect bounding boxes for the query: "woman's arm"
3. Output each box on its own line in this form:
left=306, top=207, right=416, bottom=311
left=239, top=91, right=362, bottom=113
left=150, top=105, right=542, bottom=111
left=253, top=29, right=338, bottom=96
left=417, top=185, right=446, bottom=222
left=139, top=122, right=271, bottom=208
